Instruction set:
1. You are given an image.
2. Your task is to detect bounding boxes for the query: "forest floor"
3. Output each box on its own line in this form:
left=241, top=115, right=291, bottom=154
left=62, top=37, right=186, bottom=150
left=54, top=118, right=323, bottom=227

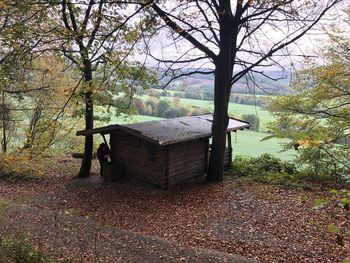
left=0, top=155, right=349, bottom=262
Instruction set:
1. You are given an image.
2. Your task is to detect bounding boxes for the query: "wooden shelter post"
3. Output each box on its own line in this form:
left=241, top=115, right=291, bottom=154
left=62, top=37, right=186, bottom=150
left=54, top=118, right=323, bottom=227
left=225, top=132, right=233, bottom=171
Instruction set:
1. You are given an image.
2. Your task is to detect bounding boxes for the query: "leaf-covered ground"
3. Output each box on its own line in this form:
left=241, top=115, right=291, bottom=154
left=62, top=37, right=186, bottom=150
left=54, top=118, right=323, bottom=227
left=0, top=155, right=349, bottom=262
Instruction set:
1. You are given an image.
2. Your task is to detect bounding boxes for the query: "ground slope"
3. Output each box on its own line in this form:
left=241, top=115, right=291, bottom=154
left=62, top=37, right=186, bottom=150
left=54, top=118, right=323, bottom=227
left=0, top=155, right=348, bottom=262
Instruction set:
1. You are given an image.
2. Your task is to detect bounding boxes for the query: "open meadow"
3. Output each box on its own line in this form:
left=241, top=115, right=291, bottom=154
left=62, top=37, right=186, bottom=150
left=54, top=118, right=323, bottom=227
left=232, top=130, right=294, bottom=160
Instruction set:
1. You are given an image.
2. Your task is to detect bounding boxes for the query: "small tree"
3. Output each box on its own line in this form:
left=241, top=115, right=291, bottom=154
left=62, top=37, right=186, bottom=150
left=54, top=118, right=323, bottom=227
left=145, top=96, right=159, bottom=115
left=268, top=11, right=350, bottom=179
left=0, top=3, right=70, bottom=153
left=0, top=91, right=14, bottom=152
left=156, top=99, right=170, bottom=117
left=19, top=55, right=77, bottom=152
left=241, top=114, right=259, bottom=131
left=27, top=0, right=157, bottom=176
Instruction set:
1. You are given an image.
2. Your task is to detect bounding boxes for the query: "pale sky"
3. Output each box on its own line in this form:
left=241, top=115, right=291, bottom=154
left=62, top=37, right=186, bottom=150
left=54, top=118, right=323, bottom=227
left=136, top=0, right=349, bottom=73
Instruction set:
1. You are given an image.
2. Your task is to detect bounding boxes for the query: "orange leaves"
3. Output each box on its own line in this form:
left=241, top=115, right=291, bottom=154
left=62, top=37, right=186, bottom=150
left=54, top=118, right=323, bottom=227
left=294, top=138, right=334, bottom=150
left=238, top=0, right=253, bottom=7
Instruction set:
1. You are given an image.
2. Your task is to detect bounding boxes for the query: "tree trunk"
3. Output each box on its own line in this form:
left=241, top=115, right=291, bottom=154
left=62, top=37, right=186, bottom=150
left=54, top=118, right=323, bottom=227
left=2, top=122, right=6, bottom=153
left=207, top=2, right=234, bottom=182
left=78, top=61, right=94, bottom=178
left=1, top=91, right=6, bottom=153
left=207, top=63, right=232, bottom=181
left=23, top=105, right=42, bottom=149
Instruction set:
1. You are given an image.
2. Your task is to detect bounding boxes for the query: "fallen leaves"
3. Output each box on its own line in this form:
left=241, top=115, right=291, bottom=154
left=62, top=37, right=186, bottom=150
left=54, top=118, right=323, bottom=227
left=0, top=155, right=349, bottom=262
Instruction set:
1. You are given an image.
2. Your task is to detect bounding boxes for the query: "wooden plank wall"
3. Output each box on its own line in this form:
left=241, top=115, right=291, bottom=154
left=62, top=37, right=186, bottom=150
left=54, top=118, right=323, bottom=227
left=110, top=130, right=167, bottom=188
left=167, top=139, right=208, bottom=187
left=224, top=147, right=232, bottom=171
left=109, top=130, right=210, bottom=188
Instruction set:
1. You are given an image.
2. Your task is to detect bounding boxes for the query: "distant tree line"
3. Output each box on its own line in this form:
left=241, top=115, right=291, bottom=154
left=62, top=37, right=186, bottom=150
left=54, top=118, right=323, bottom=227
left=131, top=96, right=206, bottom=119
left=163, top=81, right=289, bottom=96
left=141, top=88, right=267, bottom=108
left=172, top=92, right=266, bottom=108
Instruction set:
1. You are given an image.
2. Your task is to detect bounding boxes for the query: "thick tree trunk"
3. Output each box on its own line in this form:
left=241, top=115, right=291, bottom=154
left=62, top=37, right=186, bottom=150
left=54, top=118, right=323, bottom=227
left=78, top=62, right=94, bottom=178
left=207, top=62, right=232, bottom=181
left=207, top=2, right=234, bottom=182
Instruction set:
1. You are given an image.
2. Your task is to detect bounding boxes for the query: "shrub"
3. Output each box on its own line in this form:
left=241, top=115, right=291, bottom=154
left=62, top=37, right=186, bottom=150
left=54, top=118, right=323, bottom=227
left=231, top=155, right=257, bottom=177
left=232, top=153, right=296, bottom=177
left=231, top=153, right=346, bottom=187
left=156, top=99, right=171, bottom=117
left=294, top=145, right=350, bottom=183
left=0, top=236, right=50, bottom=262
left=0, top=154, right=42, bottom=183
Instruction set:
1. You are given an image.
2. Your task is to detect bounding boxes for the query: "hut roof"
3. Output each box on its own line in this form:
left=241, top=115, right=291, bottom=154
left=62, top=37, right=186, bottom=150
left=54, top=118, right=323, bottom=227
left=77, top=114, right=250, bottom=146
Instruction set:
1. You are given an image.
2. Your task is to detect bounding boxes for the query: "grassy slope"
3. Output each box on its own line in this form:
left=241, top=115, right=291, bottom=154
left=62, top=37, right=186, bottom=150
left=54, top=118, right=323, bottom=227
left=112, top=92, right=272, bottom=129
left=164, top=89, right=268, bottom=98
left=233, top=130, right=294, bottom=160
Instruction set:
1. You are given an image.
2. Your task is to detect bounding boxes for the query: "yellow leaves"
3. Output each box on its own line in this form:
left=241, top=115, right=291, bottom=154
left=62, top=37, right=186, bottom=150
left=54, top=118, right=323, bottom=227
left=0, top=153, right=48, bottom=180
left=92, top=84, right=105, bottom=95
left=3, top=153, right=31, bottom=164
left=0, top=1, right=8, bottom=9
left=237, top=0, right=253, bottom=7
left=296, top=139, right=311, bottom=147
left=0, top=154, right=31, bottom=178
left=295, top=138, right=333, bottom=149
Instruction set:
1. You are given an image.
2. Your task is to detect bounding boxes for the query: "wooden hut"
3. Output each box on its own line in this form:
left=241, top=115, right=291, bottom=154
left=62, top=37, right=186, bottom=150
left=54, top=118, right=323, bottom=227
left=77, top=114, right=250, bottom=188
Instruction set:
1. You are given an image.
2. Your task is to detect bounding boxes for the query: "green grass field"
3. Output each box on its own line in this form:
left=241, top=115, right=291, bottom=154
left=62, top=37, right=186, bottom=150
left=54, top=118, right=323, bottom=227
left=163, top=89, right=268, bottom=98
left=232, top=130, right=294, bottom=160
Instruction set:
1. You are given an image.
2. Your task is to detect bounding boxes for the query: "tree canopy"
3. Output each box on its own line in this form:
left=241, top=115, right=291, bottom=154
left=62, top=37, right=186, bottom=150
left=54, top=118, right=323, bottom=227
left=1, top=1, right=158, bottom=175
left=147, top=0, right=342, bottom=181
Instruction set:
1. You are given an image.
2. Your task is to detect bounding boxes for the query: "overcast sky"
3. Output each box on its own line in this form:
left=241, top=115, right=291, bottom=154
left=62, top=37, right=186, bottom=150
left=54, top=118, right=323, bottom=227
left=136, top=1, right=349, bottom=73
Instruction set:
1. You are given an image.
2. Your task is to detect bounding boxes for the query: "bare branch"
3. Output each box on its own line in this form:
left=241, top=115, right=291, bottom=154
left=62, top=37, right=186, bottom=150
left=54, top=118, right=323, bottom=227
left=151, top=3, right=217, bottom=61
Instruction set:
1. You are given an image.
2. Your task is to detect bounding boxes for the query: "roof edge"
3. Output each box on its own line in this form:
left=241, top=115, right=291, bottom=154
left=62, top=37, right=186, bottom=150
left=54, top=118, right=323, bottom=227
left=76, top=114, right=251, bottom=146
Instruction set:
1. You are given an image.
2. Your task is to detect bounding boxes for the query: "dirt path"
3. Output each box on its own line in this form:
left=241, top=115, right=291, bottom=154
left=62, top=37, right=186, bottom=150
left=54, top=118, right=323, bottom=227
left=0, top=203, right=255, bottom=263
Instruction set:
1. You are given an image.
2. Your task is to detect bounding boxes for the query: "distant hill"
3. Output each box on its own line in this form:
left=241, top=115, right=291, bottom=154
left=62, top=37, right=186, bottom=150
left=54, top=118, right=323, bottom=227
left=158, top=69, right=292, bottom=95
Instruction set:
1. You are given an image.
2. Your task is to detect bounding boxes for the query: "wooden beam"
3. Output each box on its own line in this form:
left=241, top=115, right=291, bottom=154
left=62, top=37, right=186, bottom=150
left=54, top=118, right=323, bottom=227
left=205, top=138, right=209, bottom=173
left=227, top=132, right=232, bottom=149
left=101, top=133, right=108, bottom=146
